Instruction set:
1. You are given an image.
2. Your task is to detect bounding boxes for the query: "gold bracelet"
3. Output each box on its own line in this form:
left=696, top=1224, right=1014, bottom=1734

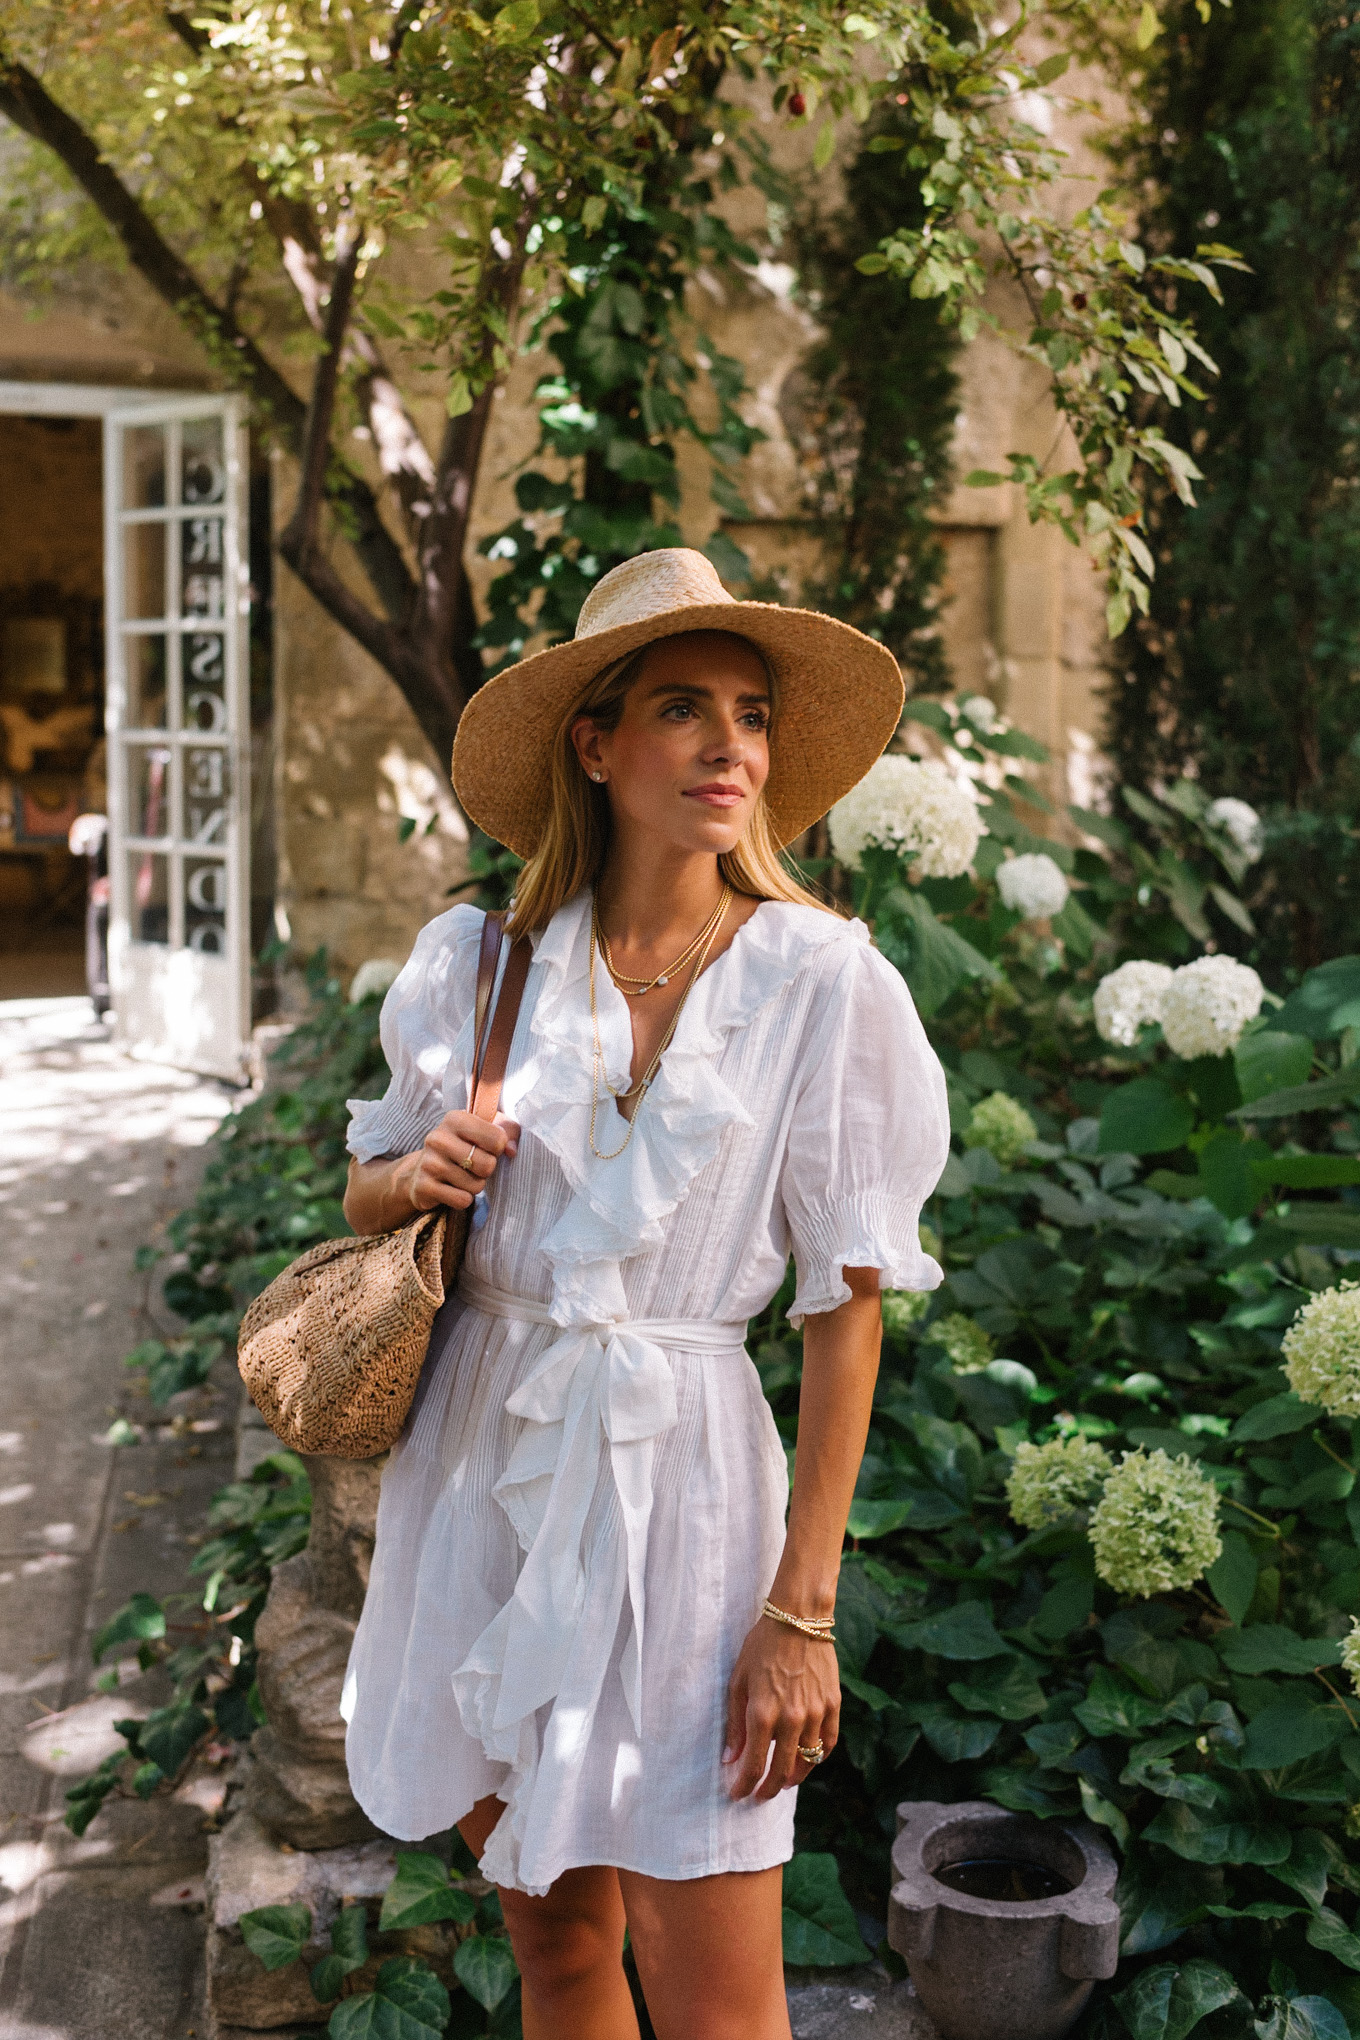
left=762, top=1598, right=836, bottom=1640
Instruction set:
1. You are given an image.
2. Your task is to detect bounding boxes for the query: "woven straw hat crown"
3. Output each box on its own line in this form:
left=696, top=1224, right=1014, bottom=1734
left=452, top=547, right=904, bottom=856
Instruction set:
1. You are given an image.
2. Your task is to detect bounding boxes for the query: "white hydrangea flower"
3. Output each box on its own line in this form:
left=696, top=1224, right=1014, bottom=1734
left=349, top=957, right=403, bottom=1004
left=1092, top=961, right=1174, bottom=1048
left=1160, top=955, right=1264, bottom=1059
left=1206, top=797, right=1265, bottom=865
left=1342, top=1617, right=1360, bottom=1697
left=960, top=694, right=998, bottom=733
left=996, top=852, right=1070, bottom=921
left=829, top=755, right=983, bottom=879
left=1088, top=1448, right=1222, bottom=1598
left=1281, top=1282, right=1360, bottom=1418
left=1006, top=1435, right=1113, bottom=1529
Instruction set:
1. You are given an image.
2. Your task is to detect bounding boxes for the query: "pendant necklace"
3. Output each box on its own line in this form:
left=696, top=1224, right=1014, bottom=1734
left=596, top=883, right=731, bottom=996
left=588, top=893, right=728, bottom=1161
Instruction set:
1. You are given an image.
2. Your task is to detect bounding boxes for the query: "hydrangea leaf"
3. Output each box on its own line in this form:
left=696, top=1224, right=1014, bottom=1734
left=1099, top=1079, right=1195, bottom=1158
left=1231, top=1394, right=1322, bottom=1442
left=1241, top=1700, right=1351, bottom=1771
left=1216, top=1628, right=1343, bottom=1677
left=1206, top=1533, right=1259, bottom=1626
left=1274, top=957, right=1360, bottom=1039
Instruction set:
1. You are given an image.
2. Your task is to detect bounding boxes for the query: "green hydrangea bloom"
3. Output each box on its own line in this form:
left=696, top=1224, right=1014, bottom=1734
left=1281, top=1282, right=1360, bottom=1419
left=1341, top=1618, right=1360, bottom=1698
left=926, top=1312, right=995, bottom=1374
left=1005, top=1435, right=1112, bottom=1528
left=882, top=1290, right=932, bottom=1341
left=1089, top=1448, right=1222, bottom=1598
left=964, top=1092, right=1038, bottom=1169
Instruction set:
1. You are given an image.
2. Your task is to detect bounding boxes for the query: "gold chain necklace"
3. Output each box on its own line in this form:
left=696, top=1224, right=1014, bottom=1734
left=588, top=896, right=728, bottom=1161
left=596, top=884, right=731, bottom=997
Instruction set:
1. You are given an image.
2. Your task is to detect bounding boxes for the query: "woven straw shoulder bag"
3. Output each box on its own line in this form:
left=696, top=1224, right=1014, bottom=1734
left=237, top=913, right=531, bottom=1459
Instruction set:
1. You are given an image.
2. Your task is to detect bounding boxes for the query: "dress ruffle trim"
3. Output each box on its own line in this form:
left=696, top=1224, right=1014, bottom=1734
left=786, top=1190, right=944, bottom=1325
left=516, top=893, right=856, bottom=1325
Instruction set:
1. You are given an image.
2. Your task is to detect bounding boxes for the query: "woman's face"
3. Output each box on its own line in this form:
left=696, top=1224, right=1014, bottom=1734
left=571, top=631, right=772, bottom=859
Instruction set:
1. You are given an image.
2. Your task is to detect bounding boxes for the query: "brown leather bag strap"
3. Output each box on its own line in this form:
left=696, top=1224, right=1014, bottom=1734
left=470, top=930, right=532, bottom=1123
left=468, top=909, right=506, bottom=1088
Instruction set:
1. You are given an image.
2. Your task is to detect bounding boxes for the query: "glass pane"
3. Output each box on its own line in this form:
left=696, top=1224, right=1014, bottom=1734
left=182, top=514, right=225, bottom=621
left=128, top=742, right=172, bottom=839
left=181, top=632, right=226, bottom=732
left=184, top=856, right=228, bottom=954
left=129, top=850, right=169, bottom=944
left=122, top=425, right=166, bottom=510
left=125, top=635, right=168, bottom=729
left=182, top=744, right=229, bottom=846
left=182, top=417, right=226, bottom=506
left=123, top=521, right=167, bottom=621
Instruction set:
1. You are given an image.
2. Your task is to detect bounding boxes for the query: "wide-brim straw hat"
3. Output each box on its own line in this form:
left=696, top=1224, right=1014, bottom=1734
left=452, top=548, right=904, bottom=856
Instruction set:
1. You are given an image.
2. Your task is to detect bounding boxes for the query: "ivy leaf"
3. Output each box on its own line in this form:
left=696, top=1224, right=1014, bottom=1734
left=137, top=1701, right=209, bottom=1778
left=1141, top=1801, right=1290, bottom=1865
left=92, top=1592, right=166, bottom=1664
left=1075, top=1667, right=1167, bottom=1737
left=948, top=1656, right=1047, bottom=1721
left=1116, top=1958, right=1241, bottom=2040
left=780, top=1853, right=871, bottom=1967
left=1255, top=1997, right=1352, bottom=2040
left=1267, top=1828, right=1334, bottom=1911
left=379, top=1852, right=478, bottom=1931
left=239, top=1903, right=312, bottom=1973
left=1305, top=1907, right=1360, bottom=1971
left=329, top=1958, right=451, bottom=2039
left=1079, top=1779, right=1131, bottom=1850
left=453, top=1935, right=518, bottom=2011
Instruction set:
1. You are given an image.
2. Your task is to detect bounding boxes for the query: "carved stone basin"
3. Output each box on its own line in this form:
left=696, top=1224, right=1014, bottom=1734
left=887, top=1800, right=1120, bottom=2040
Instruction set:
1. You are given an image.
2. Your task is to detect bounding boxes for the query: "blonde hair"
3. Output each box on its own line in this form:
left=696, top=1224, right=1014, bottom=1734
left=509, top=630, right=832, bottom=935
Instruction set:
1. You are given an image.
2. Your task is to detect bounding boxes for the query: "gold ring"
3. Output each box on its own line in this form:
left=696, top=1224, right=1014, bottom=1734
left=797, top=1742, right=825, bottom=1765
left=463, top=1145, right=478, bottom=1171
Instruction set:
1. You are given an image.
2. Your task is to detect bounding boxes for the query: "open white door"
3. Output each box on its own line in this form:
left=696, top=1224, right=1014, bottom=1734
left=104, top=396, right=250, bottom=1079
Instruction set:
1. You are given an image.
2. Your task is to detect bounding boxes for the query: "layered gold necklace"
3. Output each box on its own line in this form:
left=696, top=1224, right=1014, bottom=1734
left=596, top=883, right=731, bottom=997
left=588, top=887, right=731, bottom=1161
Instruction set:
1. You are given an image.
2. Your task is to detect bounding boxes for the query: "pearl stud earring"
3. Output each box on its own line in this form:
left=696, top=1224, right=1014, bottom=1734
left=591, top=772, right=604, bottom=782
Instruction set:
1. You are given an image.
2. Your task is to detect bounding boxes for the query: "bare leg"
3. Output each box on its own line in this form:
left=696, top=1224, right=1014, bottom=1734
left=457, top=1796, right=641, bottom=2040
left=619, top=1863, right=790, bottom=2040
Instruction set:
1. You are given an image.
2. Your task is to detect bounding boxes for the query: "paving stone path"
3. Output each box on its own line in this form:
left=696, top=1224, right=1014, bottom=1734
left=0, top=996, right=234, bottom=2040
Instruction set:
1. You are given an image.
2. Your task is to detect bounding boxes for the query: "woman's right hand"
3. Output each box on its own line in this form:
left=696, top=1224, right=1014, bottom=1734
left=404, top=1108, right=520, bottom=1213
left=344, top=1110, right=519, bottom=1236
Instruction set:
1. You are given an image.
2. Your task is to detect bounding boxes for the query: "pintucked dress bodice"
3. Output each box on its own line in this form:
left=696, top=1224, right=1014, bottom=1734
left=340, top=891, right=949, bottom=1895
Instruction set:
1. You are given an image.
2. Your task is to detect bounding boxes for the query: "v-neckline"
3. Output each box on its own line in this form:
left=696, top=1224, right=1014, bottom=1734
left=594, top=900, right=767, bottom=1123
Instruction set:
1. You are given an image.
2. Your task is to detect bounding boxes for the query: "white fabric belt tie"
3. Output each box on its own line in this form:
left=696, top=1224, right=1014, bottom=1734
left=453, top=1271, right=747, bottom=1737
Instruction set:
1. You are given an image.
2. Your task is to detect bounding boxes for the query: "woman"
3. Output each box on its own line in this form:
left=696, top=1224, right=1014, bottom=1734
left=341, top=549, right=950, bottom=2040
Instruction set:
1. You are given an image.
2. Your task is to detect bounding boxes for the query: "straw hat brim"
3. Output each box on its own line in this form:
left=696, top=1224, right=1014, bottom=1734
left=452, top=599, right=905, bottom=857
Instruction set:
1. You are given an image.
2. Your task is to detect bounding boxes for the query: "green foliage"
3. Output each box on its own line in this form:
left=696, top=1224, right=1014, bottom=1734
left=780, top=1852, right=873, bottom=1966
left=782, top=100, right=959, bottom=688
left=1108, top=0, right=1360, bottom=973
left=239, top=1856, right=518, bottom=2037
left=475, top=144, right=760, bottom=669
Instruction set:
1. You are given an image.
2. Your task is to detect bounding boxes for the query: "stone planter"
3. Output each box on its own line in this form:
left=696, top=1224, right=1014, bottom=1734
left=887, top=1800, right=1120, bottom=2040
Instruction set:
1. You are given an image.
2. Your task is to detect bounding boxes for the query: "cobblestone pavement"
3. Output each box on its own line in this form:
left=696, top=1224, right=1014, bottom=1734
left=0, top=996, right=237, bottom=2040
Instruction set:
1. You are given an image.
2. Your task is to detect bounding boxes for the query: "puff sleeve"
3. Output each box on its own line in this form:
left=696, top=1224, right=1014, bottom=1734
left=345, top=905, right=486, bottom=1163
left=780, top=933, right=951, bottom=1325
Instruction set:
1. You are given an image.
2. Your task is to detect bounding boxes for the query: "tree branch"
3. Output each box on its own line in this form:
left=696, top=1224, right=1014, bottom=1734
left=280, top=219, right=360, bottom=561
left=0, top=54, right=419, bottom=631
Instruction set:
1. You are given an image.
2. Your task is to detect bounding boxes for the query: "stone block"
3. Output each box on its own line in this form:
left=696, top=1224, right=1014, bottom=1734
left=253, top=1556, right=354, bottom=1763
left=237, top=1733, right=380, bottom=1852
left=787, top=1970, right=937, bottom=2040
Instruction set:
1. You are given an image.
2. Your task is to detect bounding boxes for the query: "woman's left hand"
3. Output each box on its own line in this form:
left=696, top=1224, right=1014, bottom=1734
left=721, top=1615, right=840, bottom=1802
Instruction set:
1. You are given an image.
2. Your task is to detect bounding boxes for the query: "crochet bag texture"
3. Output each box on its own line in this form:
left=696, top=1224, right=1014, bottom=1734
left=236, top=915, right=530, bottom=1461
left=236, top=1207, right=462, bottom=1459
